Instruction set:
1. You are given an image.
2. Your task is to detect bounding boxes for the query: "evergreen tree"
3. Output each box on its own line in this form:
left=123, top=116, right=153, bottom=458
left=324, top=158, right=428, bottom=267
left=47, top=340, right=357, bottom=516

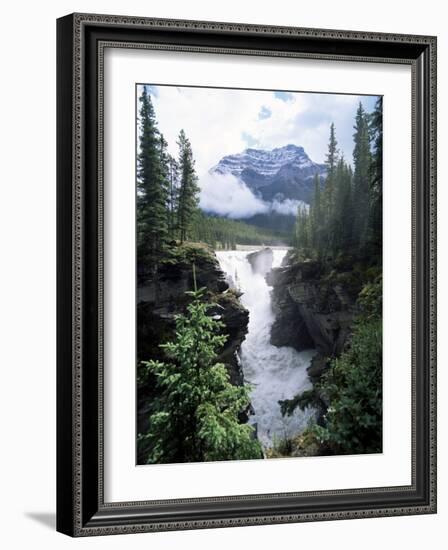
left=188, top=212, right=284, bottom=248
left=368, top=97, right=383, bottom=256
left=352, top=102, right=372, bottom=251
left=325, top=122, right=339, bottom=174
left=293, top=105, right=380, bottom=262
left=322, top=123, right=339, bottom=256
left=139, top=275, right=263, bottom=463
left=333, top=156, right=353, bottom=253
left=310, top=174, right=322, bottom=254
left=295, top=204, right=310, bottom=254
left=137, top=86, right=169, bottom=264
left=177, top=130, right=200, bottom=243
left=167, top=154, right=179, bottom=239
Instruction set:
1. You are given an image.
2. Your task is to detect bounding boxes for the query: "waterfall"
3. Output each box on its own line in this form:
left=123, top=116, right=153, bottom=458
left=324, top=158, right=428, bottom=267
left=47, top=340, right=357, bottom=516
left=216, top=249, right=316, bottom=449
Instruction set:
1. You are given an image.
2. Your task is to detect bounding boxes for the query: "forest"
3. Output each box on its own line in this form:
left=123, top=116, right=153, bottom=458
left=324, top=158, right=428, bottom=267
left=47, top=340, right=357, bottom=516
left=136, top=84, right=383, bottom=463
left=273, top=98, right=383, bottom=457
left=137, top=86, right=283, bottom=270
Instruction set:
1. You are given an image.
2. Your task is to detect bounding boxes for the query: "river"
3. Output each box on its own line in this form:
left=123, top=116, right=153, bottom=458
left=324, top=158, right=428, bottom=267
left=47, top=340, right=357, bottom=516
left=216, top=248, right=316, bottom=449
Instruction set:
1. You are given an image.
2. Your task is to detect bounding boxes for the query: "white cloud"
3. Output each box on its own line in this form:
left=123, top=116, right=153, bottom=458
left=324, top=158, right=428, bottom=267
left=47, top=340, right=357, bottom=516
left=141, top=84, right=378, bottom=173
left=199, top=172, right=268, bottom=219
left=271, top=198, right=307, bottom=216
left=137, top=85, right=378, bottom=219
left=199, top=172, right=308, bottom=219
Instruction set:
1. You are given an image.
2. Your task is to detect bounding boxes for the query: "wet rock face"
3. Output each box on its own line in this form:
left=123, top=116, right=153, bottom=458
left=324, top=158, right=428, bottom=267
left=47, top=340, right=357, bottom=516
left=137, top=245, right=251, bottom=448
left=209, top=291, right=249, bottom=386
left=269, top=256, right=357, bottom=356
left=137, top=244, right=249, bottom=383
left=246, top=248, right=274, bottom=276
left=138, top=250, right=228, bottom=306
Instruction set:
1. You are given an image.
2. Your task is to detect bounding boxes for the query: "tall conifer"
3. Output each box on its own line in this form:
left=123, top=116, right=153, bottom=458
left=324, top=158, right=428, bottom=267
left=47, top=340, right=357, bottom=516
left=167, top=154, right=179, bottom=238
left=322, top=123, right=339, bottom=256
left=352, top=102, right=372, bottom=251
left=177, top=129, right=200, bottom=243
left=368, top=97, right=383, bottom=256
left=137, top=86, right=169, bottom=265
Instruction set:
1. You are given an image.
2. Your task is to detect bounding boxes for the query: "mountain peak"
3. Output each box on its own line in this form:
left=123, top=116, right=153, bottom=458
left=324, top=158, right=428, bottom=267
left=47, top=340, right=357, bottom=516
left=212, top=144, right=322, bottom=178
left=274, top=144, right=304, bottom=152
left=210, top=144, right=326, bottom=205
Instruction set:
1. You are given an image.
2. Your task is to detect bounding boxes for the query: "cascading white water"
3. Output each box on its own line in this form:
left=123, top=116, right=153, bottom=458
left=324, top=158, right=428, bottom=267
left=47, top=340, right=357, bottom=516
left=216, top=249, right=316, bottom=449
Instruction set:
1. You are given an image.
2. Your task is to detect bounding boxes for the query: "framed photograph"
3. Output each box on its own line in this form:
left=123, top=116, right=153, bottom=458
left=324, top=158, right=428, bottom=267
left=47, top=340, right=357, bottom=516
left=57, top=13, right=437, bottom=536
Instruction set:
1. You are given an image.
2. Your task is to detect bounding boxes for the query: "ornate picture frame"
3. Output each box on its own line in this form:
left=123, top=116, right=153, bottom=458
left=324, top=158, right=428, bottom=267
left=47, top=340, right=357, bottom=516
left=57, top=13, right=437, bottom=536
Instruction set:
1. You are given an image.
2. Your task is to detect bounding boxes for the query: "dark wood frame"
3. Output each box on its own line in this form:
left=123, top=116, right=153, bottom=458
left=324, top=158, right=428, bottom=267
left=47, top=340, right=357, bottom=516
left=57, top=13, right=437, bottom=537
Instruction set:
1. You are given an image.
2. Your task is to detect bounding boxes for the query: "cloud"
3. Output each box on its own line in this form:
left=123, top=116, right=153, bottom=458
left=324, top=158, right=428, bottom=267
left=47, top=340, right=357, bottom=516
left=199, top=172, right=309, bottom=219
left=139, top=84, right=379, bottom=174
left=199, top=172, right=268, bottom=219
left=271, top=198, right=308, bottom=216
left=241, top=132, right=259, bottom=147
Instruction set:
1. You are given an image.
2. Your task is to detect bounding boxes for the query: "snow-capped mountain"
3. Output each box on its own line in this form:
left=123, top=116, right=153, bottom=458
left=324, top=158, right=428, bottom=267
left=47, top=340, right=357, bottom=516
left=211, top=144, right=326, bottom=204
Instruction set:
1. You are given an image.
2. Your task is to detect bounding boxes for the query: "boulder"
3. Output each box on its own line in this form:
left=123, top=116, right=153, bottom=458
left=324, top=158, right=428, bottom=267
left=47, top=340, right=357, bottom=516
left=247, top=247, right=274, bottom=276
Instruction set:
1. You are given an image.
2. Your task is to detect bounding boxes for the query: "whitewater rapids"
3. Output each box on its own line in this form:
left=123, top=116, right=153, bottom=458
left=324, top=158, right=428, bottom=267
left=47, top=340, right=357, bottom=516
left=216, top=249, right=316, bottom=449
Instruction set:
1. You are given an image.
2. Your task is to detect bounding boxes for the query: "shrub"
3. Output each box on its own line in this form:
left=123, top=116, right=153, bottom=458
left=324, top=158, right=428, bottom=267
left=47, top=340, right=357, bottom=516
left=138, top=281, right=262, bottom=463
left=314, top=317, right=382, bottom=454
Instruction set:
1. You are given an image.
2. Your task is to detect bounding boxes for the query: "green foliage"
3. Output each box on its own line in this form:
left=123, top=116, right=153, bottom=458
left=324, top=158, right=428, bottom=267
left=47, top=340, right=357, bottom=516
left=158, top=240, right=213, bottom=267
left=353, top=102, right=373, bottom=251
left=137, top=86, right=170, bottom=264
left=311, top=278, right=382, bottom=455
left=368, top=97, right=383, bottom=256
left=293, top=204, right=311, bottom=256
left=313, top=317, right=382, bottom=454
left=357, top=276, right=382, bottom=319
left=137, top=88, right=201, bottom=269
left=167, top=154, right=180, bottom=237
left=325, top=122, right=339, bottom=174
left=177, top=130, right=201, bottom=243
left=294, top=102, right=382, bottom=262
left=190, top=211, right=287, bottom=249
left=295, top=125, right=353, bottom=260
left=278, top=275, right=383, bottom=456
left=138, top=282, right=262, bottom=464
left=266, top=423, right=322, bottom=458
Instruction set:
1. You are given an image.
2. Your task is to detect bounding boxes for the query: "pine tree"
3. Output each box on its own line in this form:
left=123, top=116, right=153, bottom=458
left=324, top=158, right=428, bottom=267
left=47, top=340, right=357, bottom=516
left=309, top=174, right=322, bottom=254
left=322, top=122, right=339, bottom=257
left=295, top=204, right=310, bottom=254
left=139, top=275, right=263, bottom=463
left=177, top=130, right=200, bottom=243
left=333, top=156, right=353, bottom=253
left=352, top=102, right=372, bottom=252
left=368, top=97, right=383, bottom=256
left=167, top=154, right=179, bottom=239
left=326, top=122, right=339, bottom=174
left=137, top=86, right=169, bottom=265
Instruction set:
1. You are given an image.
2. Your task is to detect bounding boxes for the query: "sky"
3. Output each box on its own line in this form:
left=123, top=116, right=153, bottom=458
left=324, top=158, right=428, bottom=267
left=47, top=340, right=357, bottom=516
left=137, top=84, right=379, bottom=218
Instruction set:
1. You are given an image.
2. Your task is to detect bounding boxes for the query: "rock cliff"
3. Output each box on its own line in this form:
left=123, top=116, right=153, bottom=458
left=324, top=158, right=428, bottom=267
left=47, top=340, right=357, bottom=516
left=137, top=242, right=249, bottom=384
left=268, top=252, right=363, bottom=362
left=137, top=243, right=250, bottom=455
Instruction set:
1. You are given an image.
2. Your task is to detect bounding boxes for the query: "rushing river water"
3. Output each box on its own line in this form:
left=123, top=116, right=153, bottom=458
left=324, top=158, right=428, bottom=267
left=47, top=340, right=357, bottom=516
left=216, top=249, right=316, bottom=449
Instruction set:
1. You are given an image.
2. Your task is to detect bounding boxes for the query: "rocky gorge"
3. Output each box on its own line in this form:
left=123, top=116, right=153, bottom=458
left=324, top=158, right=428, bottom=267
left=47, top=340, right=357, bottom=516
left=268, top=252, right=363, bottom=382
left=137, top=243, right=381, bottom=461
left=136, top=243, right=250, bottom=461
left=265, top=249, right=382, bottom=457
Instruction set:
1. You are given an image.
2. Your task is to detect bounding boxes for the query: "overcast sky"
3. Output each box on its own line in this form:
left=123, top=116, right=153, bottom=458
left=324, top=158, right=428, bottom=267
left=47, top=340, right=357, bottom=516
left=137, top=84, right=379, bottom=218
left=139, top=84, right=378, bottom=174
